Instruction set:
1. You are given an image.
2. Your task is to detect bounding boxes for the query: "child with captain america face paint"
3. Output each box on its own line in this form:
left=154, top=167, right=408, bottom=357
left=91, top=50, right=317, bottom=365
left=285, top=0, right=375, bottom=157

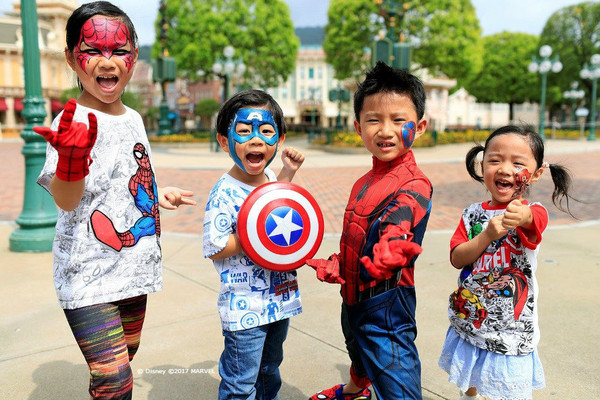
left=203, top=89, right=305, bottom=399
left=214, top=89, right=304, bottom=185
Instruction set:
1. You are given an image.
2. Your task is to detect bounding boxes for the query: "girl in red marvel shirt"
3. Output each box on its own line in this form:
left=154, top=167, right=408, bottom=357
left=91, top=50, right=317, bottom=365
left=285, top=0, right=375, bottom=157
left=439, top=125, right=576, bottom=400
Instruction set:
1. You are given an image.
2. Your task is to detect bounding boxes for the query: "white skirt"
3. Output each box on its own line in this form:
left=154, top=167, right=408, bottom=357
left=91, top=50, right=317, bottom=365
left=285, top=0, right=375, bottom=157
left=438, top=327, right=545, bottom=400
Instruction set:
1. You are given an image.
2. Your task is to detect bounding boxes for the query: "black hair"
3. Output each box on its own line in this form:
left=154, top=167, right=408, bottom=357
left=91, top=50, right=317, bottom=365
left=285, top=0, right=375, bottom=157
left=353, top=61, right=426, bottom=121
left=465, top=124, right=577, bottom=215
left=66, top=1, right=138, bottom=52
left=216, top=89, right=286, bottom=137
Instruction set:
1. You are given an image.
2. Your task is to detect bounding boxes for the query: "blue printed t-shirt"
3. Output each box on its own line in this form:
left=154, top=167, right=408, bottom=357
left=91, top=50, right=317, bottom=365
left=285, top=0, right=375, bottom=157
left=203, top=169, right=303, bottom=331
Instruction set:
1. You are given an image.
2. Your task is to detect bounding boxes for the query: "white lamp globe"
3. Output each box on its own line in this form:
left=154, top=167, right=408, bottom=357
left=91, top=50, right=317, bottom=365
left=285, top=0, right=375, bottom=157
left=539, top=60, right=552, bottom=73
left=539, top=45, right=552, bottom=58
left=223, top=46, right=235, bottom=58
left=528, top=62, right=539, bottom=73
left=552, top=61, right=563, bottom=73
left=580, top=69, right=591, bottom=80
left=224, top=61, right=235, bottom=74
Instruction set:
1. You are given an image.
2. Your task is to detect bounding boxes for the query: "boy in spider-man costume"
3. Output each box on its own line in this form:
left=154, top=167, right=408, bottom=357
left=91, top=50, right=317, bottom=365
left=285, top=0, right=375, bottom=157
left=308, top=62, right=432, bottom=400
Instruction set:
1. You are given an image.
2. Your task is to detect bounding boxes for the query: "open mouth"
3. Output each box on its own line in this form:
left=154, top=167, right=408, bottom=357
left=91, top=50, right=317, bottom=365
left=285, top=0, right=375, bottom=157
left=377, top=142, right=394, bottom=148
left=97, top=75, right=119, bottom=89
left=495, top=180, right=514, bottom=193
left=246, top=152, right=265, bottom=165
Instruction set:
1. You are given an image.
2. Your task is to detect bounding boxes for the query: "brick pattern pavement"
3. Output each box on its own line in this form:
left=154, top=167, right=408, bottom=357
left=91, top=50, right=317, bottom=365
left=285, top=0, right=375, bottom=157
left=2, top=141, right=598, bottom=235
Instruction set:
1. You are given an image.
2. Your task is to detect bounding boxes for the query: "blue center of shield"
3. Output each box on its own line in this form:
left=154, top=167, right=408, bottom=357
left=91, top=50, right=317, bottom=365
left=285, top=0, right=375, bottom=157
left=266, top=206, right=303, bottom=247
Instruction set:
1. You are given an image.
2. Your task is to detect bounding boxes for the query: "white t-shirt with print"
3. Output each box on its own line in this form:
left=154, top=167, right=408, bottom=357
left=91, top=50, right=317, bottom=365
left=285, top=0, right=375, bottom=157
left=38, top=104, right=162, bottom=309
left=447, top=200, right=548, bottom=355
left=203, top=169, right=303, bottom=331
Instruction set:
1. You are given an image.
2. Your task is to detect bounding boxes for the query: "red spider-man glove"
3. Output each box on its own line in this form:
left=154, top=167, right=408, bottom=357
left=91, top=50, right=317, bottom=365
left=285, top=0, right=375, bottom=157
left=305, top=254, right=345, bottom=284
left=33, top=99, right=97, bottom=182
left=360, top=230, right=422, bottom=280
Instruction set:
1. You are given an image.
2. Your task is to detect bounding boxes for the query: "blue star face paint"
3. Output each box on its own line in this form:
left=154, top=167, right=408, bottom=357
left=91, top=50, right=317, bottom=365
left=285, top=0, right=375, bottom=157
left=401, top=121, right=416, bottom=148
left=227, top=108, right=280, bottom=172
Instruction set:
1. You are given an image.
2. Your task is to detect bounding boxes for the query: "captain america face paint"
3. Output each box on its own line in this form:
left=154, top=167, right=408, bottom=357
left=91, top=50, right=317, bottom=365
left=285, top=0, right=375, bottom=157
left=74, top=17, right=135, bottom=73
left=227, top=108, right=280, bottom=172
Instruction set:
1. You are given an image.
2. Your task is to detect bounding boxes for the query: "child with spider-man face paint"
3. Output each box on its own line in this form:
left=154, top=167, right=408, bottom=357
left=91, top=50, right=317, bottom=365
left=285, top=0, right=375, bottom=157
left=34, top=2, right=196, bottom=399
left=203, top=89, right=305, bottom=399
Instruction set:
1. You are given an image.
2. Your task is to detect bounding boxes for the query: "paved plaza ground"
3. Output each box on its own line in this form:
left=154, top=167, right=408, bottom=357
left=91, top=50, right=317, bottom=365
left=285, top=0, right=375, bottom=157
left=1, top=137, right=599, bottom=399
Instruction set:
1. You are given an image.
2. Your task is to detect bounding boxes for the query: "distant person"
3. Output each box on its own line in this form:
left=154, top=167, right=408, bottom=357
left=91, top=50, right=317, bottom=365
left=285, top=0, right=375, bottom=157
left=35, top=2, right=195, bottom=398
left=438, top=125, right=577, bottom=400
left=307, top=61, right=433, bottom=400
left=203, top=89, right=306, bottom=399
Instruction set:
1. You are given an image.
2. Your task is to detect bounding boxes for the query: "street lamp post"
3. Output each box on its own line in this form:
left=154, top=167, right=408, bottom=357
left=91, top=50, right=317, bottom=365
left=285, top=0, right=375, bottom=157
left=308, top=86, right=319, bottom=141
left=154, top=0, right=176, bottom=136
left=528, top=45, right=563, bottom=140
left=329, top=82, right=351, bottom=130
left=563, top=81, right=585, bottom=128
left=212, top=46, right=246, bottom=103
left=370, top=0, right=411, bottom=70
left=10, top=0, right=58, bottom=252
left=580, top=54, right=600, bottom=141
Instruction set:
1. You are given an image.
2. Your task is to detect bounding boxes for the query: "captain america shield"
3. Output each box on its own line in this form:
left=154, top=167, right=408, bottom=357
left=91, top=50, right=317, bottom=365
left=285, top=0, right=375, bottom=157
left=238, top=181, right=324, bottom=271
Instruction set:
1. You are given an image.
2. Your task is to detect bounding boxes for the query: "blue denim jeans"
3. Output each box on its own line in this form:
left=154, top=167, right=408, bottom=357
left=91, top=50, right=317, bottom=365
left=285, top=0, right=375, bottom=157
left=219, top=318, right=290, bottom=400
left=346, top=286, right=422, bottom=400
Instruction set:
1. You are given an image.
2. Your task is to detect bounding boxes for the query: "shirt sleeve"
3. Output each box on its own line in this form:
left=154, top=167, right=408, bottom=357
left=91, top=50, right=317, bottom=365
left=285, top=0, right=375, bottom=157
left=517, top=203, right=548, bottom=249
left=450, top=216, right=468, bottom=257
left=203, top=184, right=237, bottom=258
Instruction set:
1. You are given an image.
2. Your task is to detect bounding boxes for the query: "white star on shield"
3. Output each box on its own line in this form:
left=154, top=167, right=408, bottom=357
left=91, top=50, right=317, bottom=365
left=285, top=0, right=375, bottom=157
left=268, top=209, right=303, bottom=246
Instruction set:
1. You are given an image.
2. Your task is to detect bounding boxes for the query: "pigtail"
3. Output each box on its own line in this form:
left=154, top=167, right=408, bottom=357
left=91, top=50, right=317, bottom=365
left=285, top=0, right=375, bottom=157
left=465, top=144, right=485, bottom=183
left=547, top=163, right=577, bottom=217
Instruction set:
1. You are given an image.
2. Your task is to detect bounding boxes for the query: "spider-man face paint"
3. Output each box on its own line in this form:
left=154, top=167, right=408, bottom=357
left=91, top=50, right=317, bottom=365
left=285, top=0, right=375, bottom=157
left=401, top=121, right=416, bottom=148
left=75, top=17, right=134, bottom=74
left=227, top=108, right=280, bottom=172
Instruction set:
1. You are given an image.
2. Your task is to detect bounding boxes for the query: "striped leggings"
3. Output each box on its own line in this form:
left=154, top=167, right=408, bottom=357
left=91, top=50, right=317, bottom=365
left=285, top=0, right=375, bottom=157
left=64, top=295, right=147, bottom=400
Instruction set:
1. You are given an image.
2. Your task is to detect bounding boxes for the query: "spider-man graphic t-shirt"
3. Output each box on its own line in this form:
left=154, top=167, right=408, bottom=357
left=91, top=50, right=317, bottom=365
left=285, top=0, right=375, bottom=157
left=38, top=104, right=162, bottom=309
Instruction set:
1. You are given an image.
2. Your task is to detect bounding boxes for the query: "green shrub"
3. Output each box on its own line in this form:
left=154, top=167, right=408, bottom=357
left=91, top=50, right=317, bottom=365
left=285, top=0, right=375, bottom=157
left=149, top=133, right=208, bottom=143
left=549, top=129, right=583, bottom=139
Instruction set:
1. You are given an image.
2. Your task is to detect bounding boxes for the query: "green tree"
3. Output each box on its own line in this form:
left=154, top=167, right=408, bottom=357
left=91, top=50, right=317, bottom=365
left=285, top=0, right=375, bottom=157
left=195, top=98, right=220, bottom=130
left=60, top=87, right=81, bottom=104
left=464, top=32, right=540, bottom=121
left=408, top=0, right=483, bottom=86
left=323, top=0, right=378, bottom=80
left=154, top=0, right=299, bottom=88
left=539, top=2, right=600, bottom=103
left=121, top=92, right=143, bottom=112
left=322, top=0, right=482, bottom=84
left=60, top=88, right=144, bottom=113
left=145, top=106, right=159, bottom=130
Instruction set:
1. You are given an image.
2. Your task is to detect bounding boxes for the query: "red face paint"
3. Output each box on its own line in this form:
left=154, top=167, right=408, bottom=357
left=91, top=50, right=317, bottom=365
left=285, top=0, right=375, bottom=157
left=75, top=17, right=134, bottom=73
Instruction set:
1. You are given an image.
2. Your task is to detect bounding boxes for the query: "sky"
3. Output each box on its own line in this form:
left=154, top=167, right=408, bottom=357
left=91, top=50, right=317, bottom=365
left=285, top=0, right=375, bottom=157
left=0, top=0, right=594, bottom=46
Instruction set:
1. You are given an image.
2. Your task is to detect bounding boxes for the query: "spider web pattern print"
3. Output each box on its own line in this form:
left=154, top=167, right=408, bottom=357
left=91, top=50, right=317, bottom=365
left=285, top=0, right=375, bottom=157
left=76, top=17, right=134, bottom=72
left=339, top=154, right=432, bottom=305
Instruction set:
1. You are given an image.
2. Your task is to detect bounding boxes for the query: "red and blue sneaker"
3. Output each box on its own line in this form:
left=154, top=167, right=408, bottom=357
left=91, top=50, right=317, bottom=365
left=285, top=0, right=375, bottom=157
left=309, top=384, right=372, bottom=400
